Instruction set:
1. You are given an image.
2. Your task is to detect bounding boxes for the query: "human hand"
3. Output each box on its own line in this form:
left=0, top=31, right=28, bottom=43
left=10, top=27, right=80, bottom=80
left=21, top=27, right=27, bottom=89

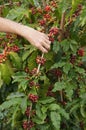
left=21, top=26, right=51, bottom=53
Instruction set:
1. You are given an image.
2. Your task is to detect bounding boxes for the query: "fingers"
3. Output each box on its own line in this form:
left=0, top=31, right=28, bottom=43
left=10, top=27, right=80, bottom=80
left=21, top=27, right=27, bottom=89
left=38, top=34, right=51, bottom=53
left=43, top=34, right=49, bottom=40
left=42, top=41, right=50, bottom=51
left=38, top=45, right=48, bottom=53
left=42, top=33, right=49, bottom=41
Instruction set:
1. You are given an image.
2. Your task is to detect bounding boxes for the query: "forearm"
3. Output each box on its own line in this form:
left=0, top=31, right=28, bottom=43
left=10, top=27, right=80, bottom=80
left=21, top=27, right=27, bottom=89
left=0, top=17, right=31, bottom=37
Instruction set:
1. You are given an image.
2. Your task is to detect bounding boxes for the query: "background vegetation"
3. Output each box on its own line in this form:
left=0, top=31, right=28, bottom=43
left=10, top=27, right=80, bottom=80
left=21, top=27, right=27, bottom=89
left=0, top=0, right=86, bottom=130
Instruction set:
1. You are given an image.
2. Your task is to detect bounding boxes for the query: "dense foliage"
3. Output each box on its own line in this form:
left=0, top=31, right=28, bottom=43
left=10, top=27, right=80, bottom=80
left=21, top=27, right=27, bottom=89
left=0, top=0, right=86, bottom=130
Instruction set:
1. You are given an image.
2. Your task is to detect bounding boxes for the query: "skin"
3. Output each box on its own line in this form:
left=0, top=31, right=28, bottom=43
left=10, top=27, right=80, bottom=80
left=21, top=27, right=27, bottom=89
left=0, top=17, right=51, bottom=53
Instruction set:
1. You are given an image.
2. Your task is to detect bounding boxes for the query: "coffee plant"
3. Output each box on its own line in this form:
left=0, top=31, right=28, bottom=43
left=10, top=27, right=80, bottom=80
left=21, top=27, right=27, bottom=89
left=0, top=0, right=86, bottom=130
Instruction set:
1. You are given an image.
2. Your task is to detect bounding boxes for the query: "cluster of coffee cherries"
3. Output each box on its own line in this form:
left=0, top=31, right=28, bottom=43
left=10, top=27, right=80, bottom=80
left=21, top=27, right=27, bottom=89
left=77, top=48, right=84, bottom=57
left=29, top=81, right=40, bottom=89
left=28, top=93, right=39, bottom=103
left=55, top=68, right=62, bottom=78
left=48, top=27, right=59, bottom=42
left=0, top=45, right=19, bottom=64
left=0, top=53, right=7, bottom=63
left=72, top=4, right=82, bottom=18
left=23, top=120, right=34, bottom=130
left=6, top=45, right=20, bottom=52
left=49, top=68, right=62, bottom=79
left=36, top=56, right=46, bottom=65
left=22, top=105, right=36, bottom=130
left=37, top=1, right=57, bottom=29
left=46, top=85, right=55, bottom=97
left=70, top=54, right=76, bottom=64
left=70, top=48, right=84, bottom=65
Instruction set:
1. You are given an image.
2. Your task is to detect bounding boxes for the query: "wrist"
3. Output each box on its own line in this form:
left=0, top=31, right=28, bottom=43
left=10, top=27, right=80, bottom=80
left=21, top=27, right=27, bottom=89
left=18, top=25, right=33, bottom=39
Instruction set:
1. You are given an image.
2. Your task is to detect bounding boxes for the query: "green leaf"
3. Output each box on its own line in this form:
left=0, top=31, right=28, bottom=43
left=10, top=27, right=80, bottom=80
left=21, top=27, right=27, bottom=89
left=51, top=62, right=65, bottom=69
left=64, top=83, right=74, bottom=101
left=71, top=0, right=82, bottom=15
left=59, top=108, right=69, bottom=119
left=0, top=72, right=3, bottom=88
left=33, top=0, right=40, bottom=7
left=33, top=117, right=45, bottom=125
left=0, top=63, right=11, bottom=84
left=7, top=92, right=25, bottom=100
left=20, top=97, right=28, bottom=114
left=50, top=111, right=61, bottom=130
left=63, top=63, right=72, bottom=74
left=61, top=39, right=70, bottom=52
left=59, top=0, right=70, bottom=13
left=39, top=97, right=55, bottom=104
left=6, top=7, right=30, bottom=22
left=44, top=51, right=54, bottom=61
left=9, top=52, right=22, bottom=69
left=53, top=81, right=66, bottom=92
left=28, top=51, right=38, bottom=70
left=70, top=103, right=79, bottom=113
left=34, top=103, right=47, bottom=124
left=53, top=41, right=60, bottom=53
left=18, top=79, right=29, bottom=91
left=37, top=124, right=50, bottom=130
left=0, top=98, right=22, bottom=111
left=11, top=107, right=23, bottom=128
left=80, top=7, right=86, bottom=26
left=36, top=103, right=46, bottom=120
left=80, top=104, right=86, bottom=118
left=75, top=67, right=85, bottom=74
left=48, top=104, right=60, bottom=111
left=22, top=46, right=36, bottom=61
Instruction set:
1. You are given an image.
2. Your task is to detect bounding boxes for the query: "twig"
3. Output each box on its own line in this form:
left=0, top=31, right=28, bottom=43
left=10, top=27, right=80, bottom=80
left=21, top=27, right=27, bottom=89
left=58, top=11, right=66, bottom=41
left=60, top=90, right=63, bottom=102
left=28, top=103, right=32, bottom=120
left=36, top=53, right=44, bottom=74
left=0, top=2, right=21, bottom=8
left=42, top=0, right=46, bottom=7
left=60, top=12, right=66, bottom=31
